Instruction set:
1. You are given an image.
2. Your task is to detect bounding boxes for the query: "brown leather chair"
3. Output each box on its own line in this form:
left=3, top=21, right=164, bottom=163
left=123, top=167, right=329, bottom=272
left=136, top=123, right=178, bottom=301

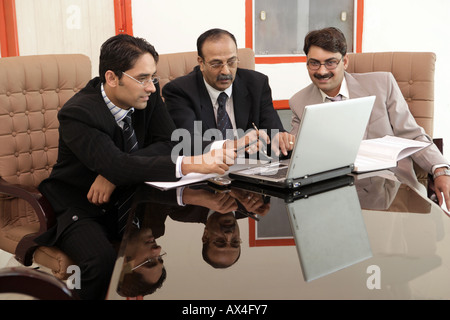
left=347, top=52, right=443, bottom=190
left=0, top=54, right=91, bottom=280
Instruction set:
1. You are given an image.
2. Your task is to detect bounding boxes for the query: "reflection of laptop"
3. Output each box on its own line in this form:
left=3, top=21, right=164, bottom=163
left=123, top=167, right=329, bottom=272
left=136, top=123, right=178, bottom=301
left=231, top=174, right=355, bottom=203
left=229, top=96, right=376, bottom=188
left=286, top=184, right=372, bottom=281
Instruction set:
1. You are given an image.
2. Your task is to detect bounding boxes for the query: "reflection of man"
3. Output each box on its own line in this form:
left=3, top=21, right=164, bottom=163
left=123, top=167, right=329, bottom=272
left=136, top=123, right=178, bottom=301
left=289, top=27, right=450, bottom=208
left=202, top=211, right=242, bottom=269
left=183, top=187, right=270, bottom=268
left=163, top=28, right=295, bottom=156
left=117, top=224, right=166, bottom=298
left=129, top=184, right=270, bottom=270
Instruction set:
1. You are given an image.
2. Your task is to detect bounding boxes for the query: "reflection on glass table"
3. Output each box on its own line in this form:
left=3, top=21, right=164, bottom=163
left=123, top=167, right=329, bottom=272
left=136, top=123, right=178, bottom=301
left=107, top=170, right=450, bottom=300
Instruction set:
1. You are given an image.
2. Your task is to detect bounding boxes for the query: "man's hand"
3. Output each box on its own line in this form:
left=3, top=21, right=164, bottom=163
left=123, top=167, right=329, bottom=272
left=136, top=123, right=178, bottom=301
left=87, top=174, right=116, bottom=205
left=224, top=129, right=270, bottom=155
left=271, top=132, right=296, bottom=156
left=181, top=148, right=236, bottom=175
left=434, top=170, right=450, bottom=212
left=230, top=189, right=271, bottom=217
left=183, top=188, right=238, bottom=213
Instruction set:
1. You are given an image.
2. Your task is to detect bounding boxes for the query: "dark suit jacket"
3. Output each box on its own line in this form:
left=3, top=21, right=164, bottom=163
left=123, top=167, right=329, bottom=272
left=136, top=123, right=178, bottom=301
left=37, top=77, right=179, bottom=245
left=162, top=66, right=285, bottom=154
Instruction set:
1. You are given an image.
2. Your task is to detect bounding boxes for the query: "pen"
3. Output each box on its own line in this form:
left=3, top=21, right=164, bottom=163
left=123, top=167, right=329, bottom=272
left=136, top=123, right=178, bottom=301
left=237, top=210, right=260, bottom=221
left=251, top=122, right=272, bottom=160
left=236, top=139, right=258, bottom=153
left=234, top=122, right=260, bottom=153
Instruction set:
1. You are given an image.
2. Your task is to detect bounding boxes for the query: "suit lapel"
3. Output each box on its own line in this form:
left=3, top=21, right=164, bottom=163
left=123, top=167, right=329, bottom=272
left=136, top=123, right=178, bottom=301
left=195, top=68, right=216, bottom=131
left=345, top=72, right=370, bottom=99
left=232, top=71, right=251, bottom=130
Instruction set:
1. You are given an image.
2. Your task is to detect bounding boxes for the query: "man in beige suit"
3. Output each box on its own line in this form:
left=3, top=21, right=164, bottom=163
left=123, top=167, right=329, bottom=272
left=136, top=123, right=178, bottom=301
left=289, top=27, right=450, bottom=209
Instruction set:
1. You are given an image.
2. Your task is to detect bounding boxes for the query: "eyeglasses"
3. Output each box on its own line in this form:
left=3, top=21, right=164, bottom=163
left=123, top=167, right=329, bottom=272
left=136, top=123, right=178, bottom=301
left=212, top=238, right=242, bottom=248
left=122, top=71, right=160, bottom=86
left=307, top=58, right=342, bottom=71
left=131, top=251, right=166, bottom=271
left=204, top=58, right=239, bottom=70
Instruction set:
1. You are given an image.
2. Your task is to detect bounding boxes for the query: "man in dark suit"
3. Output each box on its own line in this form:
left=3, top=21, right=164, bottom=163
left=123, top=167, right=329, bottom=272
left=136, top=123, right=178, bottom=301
left=162, top=28, right=295, bottom=158
left=36, top=34, right=236, bottom=300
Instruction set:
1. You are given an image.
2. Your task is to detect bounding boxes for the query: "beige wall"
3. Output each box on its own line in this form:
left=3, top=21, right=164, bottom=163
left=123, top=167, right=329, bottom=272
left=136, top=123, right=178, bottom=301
left=15, top=0, right=115, bottom=77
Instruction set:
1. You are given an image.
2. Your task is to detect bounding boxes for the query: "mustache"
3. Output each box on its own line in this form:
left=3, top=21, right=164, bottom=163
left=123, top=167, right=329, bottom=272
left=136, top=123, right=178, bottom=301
left=314, top=73, right=334, bottom=80
left=217, top=74, right=233, bottom=81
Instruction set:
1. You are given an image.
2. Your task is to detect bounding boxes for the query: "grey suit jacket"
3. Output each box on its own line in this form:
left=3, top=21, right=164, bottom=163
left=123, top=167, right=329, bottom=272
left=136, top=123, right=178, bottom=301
left=289, top=71, right=448, bottom=178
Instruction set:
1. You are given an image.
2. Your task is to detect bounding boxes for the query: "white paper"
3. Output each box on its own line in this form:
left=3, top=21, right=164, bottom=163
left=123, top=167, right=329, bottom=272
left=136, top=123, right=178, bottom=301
left=145, top=172, right=218, bottom=190
left=145, top=161, right=263, bottom=190
left=441, top=192, right=450, bottom=215
left=354, top=135, right=431, bottom=173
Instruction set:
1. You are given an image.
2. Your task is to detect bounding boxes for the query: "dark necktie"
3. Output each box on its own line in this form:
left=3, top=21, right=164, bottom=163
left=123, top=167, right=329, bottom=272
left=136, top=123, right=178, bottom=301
left=117, top=113, right=137, bottom=234
left=216, top=92, right=233, bottom=139
left=122, top=113, right=138, bottom=153
left=326, top=94, right=343, bottom=102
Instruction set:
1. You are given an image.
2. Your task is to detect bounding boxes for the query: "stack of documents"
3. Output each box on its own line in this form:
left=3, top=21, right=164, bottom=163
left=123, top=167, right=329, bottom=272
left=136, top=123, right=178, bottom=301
left=354, top=135, right=431, bottom=173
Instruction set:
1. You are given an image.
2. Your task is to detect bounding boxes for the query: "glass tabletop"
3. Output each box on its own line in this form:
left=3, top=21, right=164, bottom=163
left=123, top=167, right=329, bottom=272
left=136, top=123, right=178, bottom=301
left=107, top=169, right=449, bottom=301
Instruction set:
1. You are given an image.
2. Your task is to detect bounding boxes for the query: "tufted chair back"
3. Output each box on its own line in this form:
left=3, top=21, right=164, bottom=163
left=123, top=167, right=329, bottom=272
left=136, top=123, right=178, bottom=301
left=0, top=54, right=91, bottom=279
left=347, top=52, right=436, bottom=137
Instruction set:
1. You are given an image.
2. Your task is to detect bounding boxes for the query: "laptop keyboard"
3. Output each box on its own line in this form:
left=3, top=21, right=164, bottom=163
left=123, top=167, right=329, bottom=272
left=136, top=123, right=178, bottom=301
left=239, top=162, right=289, bottom=179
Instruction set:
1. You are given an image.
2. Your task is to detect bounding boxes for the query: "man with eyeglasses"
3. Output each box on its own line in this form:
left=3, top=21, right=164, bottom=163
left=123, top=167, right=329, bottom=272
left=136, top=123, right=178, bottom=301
left=163, top=28, right=295, bottom=158
left=35, top=34, right=236, bottom=300
left=289, top=27, right=450, bottom=207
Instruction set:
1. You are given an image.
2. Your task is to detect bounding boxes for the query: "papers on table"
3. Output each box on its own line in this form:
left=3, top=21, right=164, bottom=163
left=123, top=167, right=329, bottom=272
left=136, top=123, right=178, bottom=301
left=354, top=135, right=431, bottom=173
left=145, top=172, right=218, bottom=190
left=145, top=161, right=263, bottom=190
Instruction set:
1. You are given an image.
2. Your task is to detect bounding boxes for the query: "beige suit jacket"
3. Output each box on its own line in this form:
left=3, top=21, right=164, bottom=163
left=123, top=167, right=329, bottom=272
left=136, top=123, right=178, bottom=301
left=289, top=71, right=448, bottom=179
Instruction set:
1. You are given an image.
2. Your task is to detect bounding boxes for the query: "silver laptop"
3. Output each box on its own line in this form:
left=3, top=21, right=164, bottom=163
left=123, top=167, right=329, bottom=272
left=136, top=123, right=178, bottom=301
left=229, top=96, right=376, bottom=188
left=286, top=183, right=372, bottom=281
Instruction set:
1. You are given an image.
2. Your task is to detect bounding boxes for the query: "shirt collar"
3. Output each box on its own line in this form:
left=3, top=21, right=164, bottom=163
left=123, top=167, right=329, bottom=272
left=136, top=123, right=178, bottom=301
left=319, top=76, right=349, bottom=102
left=203, top=78, right=233, bottom=106
left=101, top=83, right=134, bottom=124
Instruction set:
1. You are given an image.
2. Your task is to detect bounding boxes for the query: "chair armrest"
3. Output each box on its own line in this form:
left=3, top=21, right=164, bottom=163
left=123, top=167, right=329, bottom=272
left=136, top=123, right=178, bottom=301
left=0, top=178, right=56, bottom=230
left=0, top=267, right=76, bottom=300
left=0, top=178, right=56, bottom=265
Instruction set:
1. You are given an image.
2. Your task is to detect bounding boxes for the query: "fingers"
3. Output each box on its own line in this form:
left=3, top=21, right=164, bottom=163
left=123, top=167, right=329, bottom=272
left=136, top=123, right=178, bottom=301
left=272, top=132, right=295, bottom=156
left=214, top=193, right=238, bottom=213
left=256, top=129, right=270, bottom=145
left=434, top=177, right=450, bottom=214
left=87, top=189, right=108, bottom=205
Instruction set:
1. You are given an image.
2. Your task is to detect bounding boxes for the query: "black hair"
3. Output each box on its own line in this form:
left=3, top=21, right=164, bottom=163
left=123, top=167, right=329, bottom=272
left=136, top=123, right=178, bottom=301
left=99, top=34, right=159, bottom=83
left=303, top=27, right=347, bottom=56
left=196, top=28, right=238, bottom=59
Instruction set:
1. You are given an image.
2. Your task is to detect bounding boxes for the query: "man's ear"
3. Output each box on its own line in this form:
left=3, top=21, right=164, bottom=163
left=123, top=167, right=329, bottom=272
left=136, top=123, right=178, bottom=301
left=202, top=229, right=209, bottom=243
left=105, top=70, right=119, bottom=87
left=197, top=56, right=205, bottom=72
left=343, top=54, right=349, bottom=70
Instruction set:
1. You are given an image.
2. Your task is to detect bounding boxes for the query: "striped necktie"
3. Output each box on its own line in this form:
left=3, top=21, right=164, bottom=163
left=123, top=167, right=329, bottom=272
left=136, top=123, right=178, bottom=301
left=122, top=113, right=138, bottom=153
left=216, top=92, right=233, bottom=139
left=326, top=94, right=343, bottom=102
